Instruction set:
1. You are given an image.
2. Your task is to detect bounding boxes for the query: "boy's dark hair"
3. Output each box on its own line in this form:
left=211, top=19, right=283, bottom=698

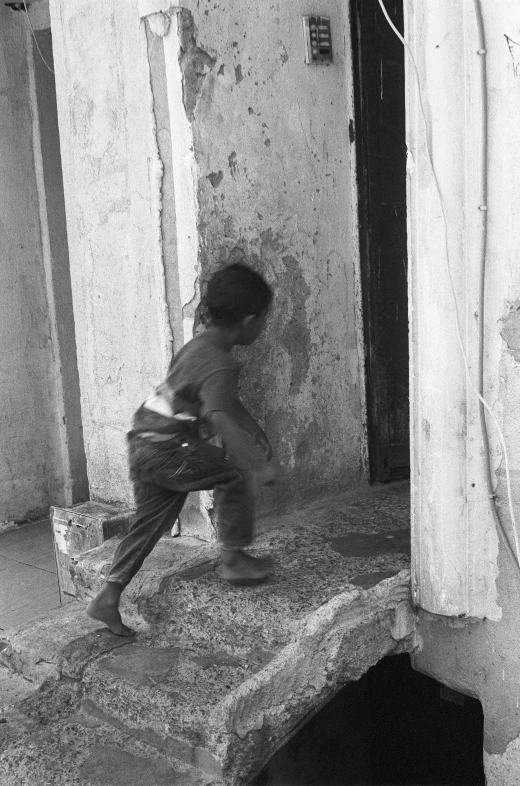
left=204, top=263, right=273, bottom=326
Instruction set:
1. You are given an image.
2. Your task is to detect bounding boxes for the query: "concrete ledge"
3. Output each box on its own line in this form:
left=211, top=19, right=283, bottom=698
left=0, top=603, right=140, bottom=684
left=80, top=572, right=413, bottom=783
left=0, top=484, right=414, bottom=785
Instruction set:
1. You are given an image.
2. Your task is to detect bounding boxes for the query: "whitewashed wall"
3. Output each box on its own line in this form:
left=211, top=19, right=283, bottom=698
left=409, top=1, right=520, bottom=780
left=50, top=0, right=173, bottom=504
left=0, top=8, right=65, bottom=520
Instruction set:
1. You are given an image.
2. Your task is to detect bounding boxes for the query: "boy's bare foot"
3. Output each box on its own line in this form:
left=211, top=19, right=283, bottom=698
left=86, top=582, right=135, bottom=637
left=220, top=549, right=272, bottom=586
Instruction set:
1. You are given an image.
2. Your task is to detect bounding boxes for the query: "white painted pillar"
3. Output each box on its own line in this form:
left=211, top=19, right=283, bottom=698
left=50, top=0, right=173, bottom=505
left=142, top=4, right=215, bottom=539
left=406, top=0, right=501, bottom=619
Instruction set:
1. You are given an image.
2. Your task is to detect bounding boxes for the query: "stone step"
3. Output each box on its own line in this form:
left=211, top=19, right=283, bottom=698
left=80, top=573, right=413, bottom=783
left=72, top=533, right=217, bottom=616
left=0, top=601, right=148, bottom=685
left=0, top=484, right=414, bottom=784
left=72, top=483, right=411, bottom=626
left=0, top=576, right=414, bottom=784
left=0, top=663, right=42, bottom=754
left=0, top=702, right=222, bottom=786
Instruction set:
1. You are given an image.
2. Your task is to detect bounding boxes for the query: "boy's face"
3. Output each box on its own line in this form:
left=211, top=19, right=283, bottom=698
left=239, top=309, right=269, bottom=345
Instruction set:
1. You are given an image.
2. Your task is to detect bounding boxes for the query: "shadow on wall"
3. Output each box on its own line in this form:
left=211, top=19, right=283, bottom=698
left=253, top=653, right=485, bottom=786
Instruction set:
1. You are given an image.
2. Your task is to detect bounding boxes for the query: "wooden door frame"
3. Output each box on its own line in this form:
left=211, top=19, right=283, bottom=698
left=349, top=0, right=410, bottom=483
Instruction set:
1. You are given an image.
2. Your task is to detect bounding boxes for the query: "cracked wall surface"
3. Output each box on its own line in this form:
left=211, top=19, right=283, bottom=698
left=173, top=0, right=366, bottom=508
left=49, top=0, right=365, bottom=509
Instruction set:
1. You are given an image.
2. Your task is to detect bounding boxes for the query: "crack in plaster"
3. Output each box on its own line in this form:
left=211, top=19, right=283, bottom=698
left=182, top=272, right=201, bottom=327
left=144, top=23, right=175, bottom=356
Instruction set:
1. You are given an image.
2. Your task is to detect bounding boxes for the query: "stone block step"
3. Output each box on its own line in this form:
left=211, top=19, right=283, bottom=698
left=0, top=663, right=42, bottom=754
left=0, top=601, right=148, bottom=685
left=81, top=573, right=414, bottom=784
left=72, top=483, right=411, bottom=632
left=0, top=702, right=221, bottom=786
left=0, top=484, right=413, bottom=785
left=72, top=534, right=216, bottom=612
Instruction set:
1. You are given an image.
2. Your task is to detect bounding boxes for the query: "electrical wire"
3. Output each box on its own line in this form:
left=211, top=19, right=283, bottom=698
left=22, top=0, right=55, bottom=76
left=376, top=0, right=520, bottom=570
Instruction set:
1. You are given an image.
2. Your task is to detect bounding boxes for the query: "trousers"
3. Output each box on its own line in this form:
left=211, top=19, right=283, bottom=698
left=107, top=433, right=254, bottom=587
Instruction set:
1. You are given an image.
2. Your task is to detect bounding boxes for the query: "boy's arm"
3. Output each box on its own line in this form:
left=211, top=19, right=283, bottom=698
left=208, top=410, right=267, bottom=471
left=231, top=400, right=272, bottom=460
left=200, top=369, right=274, bottom=471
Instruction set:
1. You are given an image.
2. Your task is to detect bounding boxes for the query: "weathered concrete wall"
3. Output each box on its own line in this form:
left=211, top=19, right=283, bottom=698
left=170, top=1, right=366, bottom=506
left=409, top=0, right=520, bottom=780
left=414, top=554, right=520, bottom=783
left=0, top=8, right=65, bottom=520
left=51, top=0, right=366, bottom=510
left=50, top=0, right=174, bottom=504
left=32, top=29, right=89, bottom=505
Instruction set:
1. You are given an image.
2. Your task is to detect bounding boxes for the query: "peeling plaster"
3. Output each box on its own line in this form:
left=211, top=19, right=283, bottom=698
left=207, top=170, right=223, bottom=188
left=144, top=26, right=175, bottom=358
left=161, top=11, right=201, bottom=344
left=177, top=9, right=216, bottom=122
left=228, top=151, right=238, bottom=178
left=167, top=0, right=365, bottom=507
left=500, top=300, right=520, bottom=362
left=485, top=732, right=520, bottom=784
left=146, top=11, right=171, bottom=37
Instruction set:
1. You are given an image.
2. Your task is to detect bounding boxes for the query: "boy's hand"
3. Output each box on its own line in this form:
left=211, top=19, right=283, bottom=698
left=254, top=429, right=272, bottom=461
left=254, top=459, right=283, bottom=487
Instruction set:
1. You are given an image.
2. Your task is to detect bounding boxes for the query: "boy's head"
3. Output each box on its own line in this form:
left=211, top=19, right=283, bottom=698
left=204, top=263, right=273, bottom=341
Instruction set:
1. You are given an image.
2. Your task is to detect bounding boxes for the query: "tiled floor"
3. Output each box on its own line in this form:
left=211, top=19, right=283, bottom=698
left=0, top=519, right=73, bottom=634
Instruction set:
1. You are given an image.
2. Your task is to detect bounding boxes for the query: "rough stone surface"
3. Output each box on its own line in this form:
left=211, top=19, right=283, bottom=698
left=0, top=602, right=141, bottom=683
left=0, top=667, right=35, bottom=712
left=0, top=707, right=219, bottom=786
left=0, top=484, right=413, bottom=784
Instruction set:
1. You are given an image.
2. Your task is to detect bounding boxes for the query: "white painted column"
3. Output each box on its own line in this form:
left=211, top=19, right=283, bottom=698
left=142, top=5, right=215, bottom=539
left=406, top=0, right=500, bottom=619
left=50, top=0, right=173, bottom=505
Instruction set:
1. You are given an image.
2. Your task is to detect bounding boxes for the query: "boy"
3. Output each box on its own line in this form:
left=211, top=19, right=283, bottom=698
left=87, top=263, right=281, bottom=636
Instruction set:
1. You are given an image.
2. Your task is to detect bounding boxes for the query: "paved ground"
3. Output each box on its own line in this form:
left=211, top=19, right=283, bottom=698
left=0, top=520, right=74, bottom=634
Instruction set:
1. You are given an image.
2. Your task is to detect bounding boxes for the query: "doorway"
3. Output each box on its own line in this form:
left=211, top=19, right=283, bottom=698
left=351, top=0, right=409, bottom=483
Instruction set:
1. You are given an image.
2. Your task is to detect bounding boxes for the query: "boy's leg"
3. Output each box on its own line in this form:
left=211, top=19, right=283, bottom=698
left=213, top=471, right=272, bottom=585
left=88, top=437, right=267, bottom=635
left=87, top=479, right=186, bottom=635
left=147, top=441, right=269, bottom=584
left=213, top=471, right=254, bottom=548
left=107, top=482, right=187, bottom=586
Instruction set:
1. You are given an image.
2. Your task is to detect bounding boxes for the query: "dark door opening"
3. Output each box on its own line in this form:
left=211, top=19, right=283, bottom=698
left=351, top=0, right=410, bottom=483
left=253, top=653, right=485, bottom=785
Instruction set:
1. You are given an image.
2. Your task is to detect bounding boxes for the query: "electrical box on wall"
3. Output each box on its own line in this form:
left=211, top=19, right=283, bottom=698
left=303, top=16, right=333, bottom=64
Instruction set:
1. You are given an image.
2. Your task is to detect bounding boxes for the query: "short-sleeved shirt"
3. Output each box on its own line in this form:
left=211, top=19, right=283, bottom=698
left=130, top=332, right=238, bottom=439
